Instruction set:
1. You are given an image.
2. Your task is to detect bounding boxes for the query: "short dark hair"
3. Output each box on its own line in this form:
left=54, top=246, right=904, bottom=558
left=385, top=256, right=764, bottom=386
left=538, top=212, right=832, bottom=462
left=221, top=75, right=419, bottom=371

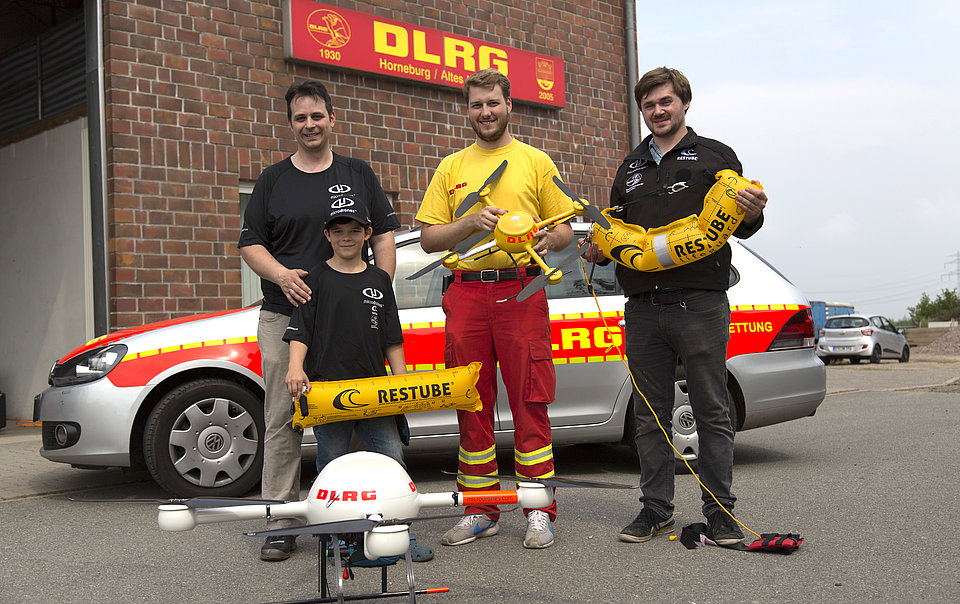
left=463, top=68, right=511, bottom=102
left=635, top=67, right=692, bottom=107
left=285, top=80, right=334, bottom=121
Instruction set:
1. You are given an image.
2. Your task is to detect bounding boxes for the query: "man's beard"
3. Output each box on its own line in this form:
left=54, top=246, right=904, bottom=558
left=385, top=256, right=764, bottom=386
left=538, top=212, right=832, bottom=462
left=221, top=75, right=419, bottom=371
left=471, top=113, right=509, bottom=143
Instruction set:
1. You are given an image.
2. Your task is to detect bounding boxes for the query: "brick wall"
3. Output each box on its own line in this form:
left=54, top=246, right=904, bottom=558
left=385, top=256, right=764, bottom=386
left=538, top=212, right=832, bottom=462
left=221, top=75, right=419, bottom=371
left=103, top=0, right=633, bottom=329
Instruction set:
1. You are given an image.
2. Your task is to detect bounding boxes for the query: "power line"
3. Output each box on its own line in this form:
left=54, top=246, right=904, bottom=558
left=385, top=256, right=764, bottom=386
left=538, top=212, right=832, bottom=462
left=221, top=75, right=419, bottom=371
left=943, top=251, right=960, bottom=289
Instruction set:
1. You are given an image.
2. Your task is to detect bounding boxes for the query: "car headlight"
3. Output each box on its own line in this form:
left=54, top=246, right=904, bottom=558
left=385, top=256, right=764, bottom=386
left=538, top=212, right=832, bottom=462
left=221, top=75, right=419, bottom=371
left=49, top=344, right=127, bottom=386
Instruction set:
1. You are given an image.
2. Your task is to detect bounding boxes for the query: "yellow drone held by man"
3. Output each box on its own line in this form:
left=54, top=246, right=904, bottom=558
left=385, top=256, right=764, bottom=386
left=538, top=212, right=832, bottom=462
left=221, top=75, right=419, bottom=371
left=406, top=160, right=611, bottom=302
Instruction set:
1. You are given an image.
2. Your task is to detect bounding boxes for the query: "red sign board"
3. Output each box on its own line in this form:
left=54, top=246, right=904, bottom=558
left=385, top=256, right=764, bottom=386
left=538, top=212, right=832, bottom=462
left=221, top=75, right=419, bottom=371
left=283, top=0, right=565, bottom=108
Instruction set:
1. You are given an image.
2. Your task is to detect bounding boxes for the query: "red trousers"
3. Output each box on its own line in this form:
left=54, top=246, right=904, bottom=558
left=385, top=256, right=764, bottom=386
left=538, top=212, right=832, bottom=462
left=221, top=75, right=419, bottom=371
left=442, top=271, right=558, bottom=520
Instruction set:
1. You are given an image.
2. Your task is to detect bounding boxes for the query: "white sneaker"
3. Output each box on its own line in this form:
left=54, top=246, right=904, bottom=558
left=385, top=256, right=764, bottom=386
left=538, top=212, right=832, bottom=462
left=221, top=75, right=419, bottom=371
left=441, top=514, right=499, bottom=546
left=523, top=510, right=554, bottom=549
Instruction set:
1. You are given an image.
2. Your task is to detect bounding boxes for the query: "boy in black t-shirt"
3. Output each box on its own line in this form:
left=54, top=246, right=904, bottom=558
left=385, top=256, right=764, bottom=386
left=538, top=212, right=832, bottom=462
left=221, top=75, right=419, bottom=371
left=282, top=204, right=433, bottom=562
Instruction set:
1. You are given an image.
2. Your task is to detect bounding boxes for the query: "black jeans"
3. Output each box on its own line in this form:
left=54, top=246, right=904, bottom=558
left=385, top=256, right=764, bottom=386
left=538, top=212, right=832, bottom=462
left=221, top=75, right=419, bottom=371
left=624, top=289, right=736, bottom=518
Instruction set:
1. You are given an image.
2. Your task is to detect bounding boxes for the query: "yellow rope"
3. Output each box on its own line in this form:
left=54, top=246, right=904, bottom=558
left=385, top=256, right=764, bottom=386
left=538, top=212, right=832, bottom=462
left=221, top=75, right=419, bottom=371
left=578, top=255, right=760, bottom=540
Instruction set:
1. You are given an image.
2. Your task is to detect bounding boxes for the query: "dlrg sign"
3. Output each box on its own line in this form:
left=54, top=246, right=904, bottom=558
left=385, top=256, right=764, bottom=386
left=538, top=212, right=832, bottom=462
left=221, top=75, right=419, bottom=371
left=283, top=0, right=565, bottom=108
left=373, top=21, right=509, bottom=77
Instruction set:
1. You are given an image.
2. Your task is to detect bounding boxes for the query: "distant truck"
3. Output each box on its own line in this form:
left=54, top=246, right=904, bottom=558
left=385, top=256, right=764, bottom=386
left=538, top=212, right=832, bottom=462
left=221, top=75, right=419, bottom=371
left=810, top=301, right=856, bottom=336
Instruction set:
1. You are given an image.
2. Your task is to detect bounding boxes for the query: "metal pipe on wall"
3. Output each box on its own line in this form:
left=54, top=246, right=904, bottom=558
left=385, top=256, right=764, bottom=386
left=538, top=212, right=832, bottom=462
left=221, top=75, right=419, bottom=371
left=85, top=0, right=108, bottom=335
left=624, top=0, right=640, bottom=148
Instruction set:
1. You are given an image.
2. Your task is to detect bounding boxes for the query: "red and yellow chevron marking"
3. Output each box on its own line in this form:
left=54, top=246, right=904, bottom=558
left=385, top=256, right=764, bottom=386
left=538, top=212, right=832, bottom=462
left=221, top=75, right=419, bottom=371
left=400, top=305, right=805, bottom=370
left=108, top=336, right=261, bottom=387
left=727, top=304, right=802, bottom=357
left=101, top=304, right=807, bottom=387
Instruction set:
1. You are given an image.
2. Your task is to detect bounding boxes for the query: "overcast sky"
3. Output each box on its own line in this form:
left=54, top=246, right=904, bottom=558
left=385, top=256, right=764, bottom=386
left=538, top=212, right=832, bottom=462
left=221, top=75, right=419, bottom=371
left=633, top=0, right=960, bottom=320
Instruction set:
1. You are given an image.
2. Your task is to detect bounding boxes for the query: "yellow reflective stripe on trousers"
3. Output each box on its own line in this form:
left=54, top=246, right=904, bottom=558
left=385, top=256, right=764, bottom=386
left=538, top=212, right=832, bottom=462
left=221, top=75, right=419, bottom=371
left=514, top=443, right=554, bottom=466
left=457, top=472, right=500, bottom=489
left=458, top=444, right=496, bottom=465
left=457, top=444, right=499, bottom=488
left=517, top=468, right=555, bottom=480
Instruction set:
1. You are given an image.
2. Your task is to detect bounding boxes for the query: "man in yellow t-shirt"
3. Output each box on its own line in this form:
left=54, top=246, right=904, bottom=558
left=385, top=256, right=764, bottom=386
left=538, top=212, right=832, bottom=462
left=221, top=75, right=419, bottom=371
left=416, top=68, right=573, bottom=550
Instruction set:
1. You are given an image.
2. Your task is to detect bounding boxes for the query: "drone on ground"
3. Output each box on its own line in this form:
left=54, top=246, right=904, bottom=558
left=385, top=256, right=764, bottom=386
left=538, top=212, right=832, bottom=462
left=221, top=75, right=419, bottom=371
left=84, top=451, right=635, bottom=603
left=407, top=161, right=611, bottom=302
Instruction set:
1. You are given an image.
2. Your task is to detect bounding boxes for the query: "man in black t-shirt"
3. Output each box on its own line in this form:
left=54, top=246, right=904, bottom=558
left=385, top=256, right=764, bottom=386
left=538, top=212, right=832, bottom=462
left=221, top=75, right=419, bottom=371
left=238, top=81, right=400, bottom=562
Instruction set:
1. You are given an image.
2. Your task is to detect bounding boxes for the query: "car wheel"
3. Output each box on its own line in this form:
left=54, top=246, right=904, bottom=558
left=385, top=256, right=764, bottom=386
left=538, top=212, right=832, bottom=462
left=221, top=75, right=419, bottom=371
left=870, top=345, right=882, bottom=364
left=143, top=378, right=263, bottom=497
left=899, top=345, right=910, bottom=363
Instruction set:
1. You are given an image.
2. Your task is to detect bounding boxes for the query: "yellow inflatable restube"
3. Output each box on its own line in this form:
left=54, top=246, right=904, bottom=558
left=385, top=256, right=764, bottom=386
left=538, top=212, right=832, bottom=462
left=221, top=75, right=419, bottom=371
left=291, top=362, right=482, bottom=431
left=592, top=170, right=761, bottom=272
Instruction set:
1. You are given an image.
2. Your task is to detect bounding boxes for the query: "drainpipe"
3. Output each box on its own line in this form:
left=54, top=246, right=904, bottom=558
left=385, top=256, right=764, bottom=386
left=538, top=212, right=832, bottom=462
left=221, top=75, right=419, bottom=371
left=624, top=0, right=640, bottom=148
left=85, top=0, right=109, bottom=335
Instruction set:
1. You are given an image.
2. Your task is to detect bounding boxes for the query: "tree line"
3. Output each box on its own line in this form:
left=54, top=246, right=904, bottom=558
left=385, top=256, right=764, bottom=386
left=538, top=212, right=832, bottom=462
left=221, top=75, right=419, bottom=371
left=908, top=289, right=960, bottom=326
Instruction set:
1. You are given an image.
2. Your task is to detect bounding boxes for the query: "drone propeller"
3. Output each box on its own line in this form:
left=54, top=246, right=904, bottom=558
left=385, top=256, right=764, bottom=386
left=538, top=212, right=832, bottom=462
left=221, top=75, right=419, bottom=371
left=246, top=518, right=379, bottom=538
left=245, top=509, right=514, bottom=538
left=453, top=160, right=508, bottom=218
left=404, top=230, right=492, bottom=280
left=552, top=175, right=611, bottom=229
left=68, top=496, right=287, bottom=509
left=443, top=470, right=637, bottom=490
left=510, top=241, right=587, bottom=303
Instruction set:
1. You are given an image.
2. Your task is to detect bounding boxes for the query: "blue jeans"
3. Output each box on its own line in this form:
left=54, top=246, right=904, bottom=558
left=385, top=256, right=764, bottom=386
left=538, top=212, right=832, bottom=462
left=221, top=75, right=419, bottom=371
left=312, top=416, right=404, bottom=473
left=624, top=289, right=736, bottom=518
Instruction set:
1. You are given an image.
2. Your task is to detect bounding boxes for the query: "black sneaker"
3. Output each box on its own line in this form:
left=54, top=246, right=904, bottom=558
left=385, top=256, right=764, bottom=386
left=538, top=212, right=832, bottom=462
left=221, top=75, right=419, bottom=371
left=260, top=535, right=297, bottom=561
left=706, top=510, right=744, bottom=545
left=618, top=508, right=675, bottom=543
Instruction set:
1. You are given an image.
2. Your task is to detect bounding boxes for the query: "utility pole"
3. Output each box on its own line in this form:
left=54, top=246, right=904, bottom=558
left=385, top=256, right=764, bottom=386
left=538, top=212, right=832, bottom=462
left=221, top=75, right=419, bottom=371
left=944, top=251, right=960, bottom=290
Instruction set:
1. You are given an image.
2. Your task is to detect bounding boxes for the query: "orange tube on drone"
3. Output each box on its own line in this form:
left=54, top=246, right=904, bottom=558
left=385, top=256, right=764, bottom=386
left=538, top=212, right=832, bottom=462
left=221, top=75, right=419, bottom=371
left=459, top=490, right=521, bottom=506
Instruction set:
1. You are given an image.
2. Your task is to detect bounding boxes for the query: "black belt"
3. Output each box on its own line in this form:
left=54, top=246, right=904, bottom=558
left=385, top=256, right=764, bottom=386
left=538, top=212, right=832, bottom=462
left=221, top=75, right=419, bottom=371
left=637, top=288, right=687, bottom=305
left=455, top=266, right=541, bottom=282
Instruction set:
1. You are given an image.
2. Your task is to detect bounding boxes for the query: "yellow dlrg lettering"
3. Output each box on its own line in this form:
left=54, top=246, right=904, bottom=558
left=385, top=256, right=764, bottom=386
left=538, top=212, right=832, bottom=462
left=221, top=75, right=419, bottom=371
left=374, top=21, right=407, bottom=57
left=413, top=30, right=441, bottom=64
left=561, top=328, right=591, bottom=350
left=479, top=46, right=508, bottom=74
left=594, top=326, right=623, bottom=348
left=444, top=37, right=475, bottom=71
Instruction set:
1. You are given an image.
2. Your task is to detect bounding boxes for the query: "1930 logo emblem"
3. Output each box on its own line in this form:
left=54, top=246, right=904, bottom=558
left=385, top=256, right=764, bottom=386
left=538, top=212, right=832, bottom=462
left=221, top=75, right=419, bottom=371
left=307, top=8, right=351, bottom=49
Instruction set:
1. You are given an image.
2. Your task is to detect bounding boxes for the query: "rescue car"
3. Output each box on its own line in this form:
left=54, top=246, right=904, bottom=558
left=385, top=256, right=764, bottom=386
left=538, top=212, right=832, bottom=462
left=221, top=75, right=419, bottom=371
left=34, top=225, right=825, bottom=497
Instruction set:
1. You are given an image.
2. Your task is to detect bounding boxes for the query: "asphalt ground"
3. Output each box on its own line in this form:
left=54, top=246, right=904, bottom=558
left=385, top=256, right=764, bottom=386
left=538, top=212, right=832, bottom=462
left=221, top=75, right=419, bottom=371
left=1, top=354, right=958, bottom=602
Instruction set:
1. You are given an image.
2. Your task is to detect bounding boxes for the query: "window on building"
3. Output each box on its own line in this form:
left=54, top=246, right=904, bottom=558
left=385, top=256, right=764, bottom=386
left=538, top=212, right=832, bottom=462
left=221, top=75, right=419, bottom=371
left=239, top=184, right=261, bottom=307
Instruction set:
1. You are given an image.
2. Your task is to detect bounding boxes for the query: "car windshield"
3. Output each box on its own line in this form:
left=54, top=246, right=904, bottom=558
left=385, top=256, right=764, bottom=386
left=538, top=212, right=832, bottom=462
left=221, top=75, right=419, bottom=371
left=824, top=317, right=868, bottom=329
left=392, top=230, right=621, bottom=310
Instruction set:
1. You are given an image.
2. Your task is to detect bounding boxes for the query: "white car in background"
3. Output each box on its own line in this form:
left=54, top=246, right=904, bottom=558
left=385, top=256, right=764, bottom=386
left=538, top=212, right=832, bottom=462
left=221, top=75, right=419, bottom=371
left=35, top=225, right=825, bottom=497
left=816, top=313, right=910, bottom=364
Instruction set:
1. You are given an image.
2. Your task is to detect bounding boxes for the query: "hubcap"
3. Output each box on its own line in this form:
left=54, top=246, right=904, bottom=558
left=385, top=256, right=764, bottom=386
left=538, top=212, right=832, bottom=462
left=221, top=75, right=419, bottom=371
left=167, top=397, right=259, bottom=488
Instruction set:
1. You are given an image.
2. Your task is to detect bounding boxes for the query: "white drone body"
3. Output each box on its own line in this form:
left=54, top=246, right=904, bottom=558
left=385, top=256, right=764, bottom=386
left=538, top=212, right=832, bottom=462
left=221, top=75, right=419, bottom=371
left=157, top=451, right=552, bottom=559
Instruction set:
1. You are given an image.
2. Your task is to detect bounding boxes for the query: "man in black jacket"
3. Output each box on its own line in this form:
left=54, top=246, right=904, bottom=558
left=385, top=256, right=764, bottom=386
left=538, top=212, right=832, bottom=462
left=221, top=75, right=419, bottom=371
left=603, top=67, right=768, bottom=546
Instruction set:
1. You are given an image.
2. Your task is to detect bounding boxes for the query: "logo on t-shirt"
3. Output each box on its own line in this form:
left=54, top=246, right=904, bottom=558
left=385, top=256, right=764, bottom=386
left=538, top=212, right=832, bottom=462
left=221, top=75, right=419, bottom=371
left=329, top=184, right=353, bottom=194
left=677, top=149, right=699, bottom=161
left=625, top=173, right=644, bottom=193
left=363, top=288, right=384, bottom=330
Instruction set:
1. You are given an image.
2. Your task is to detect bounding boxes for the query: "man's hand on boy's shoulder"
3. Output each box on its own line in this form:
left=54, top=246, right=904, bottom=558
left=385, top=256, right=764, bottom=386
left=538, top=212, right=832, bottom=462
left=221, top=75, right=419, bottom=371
left=277, top=267, right=311, bottom=306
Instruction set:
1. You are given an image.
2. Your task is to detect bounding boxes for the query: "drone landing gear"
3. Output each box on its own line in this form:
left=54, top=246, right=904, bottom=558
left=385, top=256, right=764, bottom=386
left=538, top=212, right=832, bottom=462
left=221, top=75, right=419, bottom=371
left=273, top=534, right=447, bottom=604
